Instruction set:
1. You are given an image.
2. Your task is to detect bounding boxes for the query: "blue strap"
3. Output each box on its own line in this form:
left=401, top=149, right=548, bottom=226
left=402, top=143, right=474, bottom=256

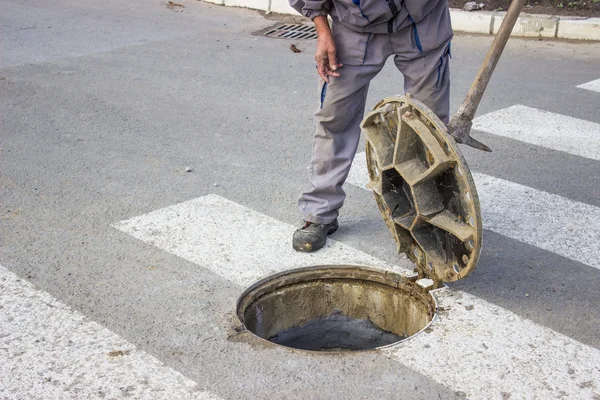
left=320, top=82, right=328, bottom=109
left=352, top=0, right=370, bottom=21
left=408, top=16, right=423, bottom=53
left=412, top=24, right=423, bottom=53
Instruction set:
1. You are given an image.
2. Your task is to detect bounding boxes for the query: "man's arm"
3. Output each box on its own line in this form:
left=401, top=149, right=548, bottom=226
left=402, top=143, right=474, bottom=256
left=313, top=16, right=342, bottom=83
left=289, top=0, right=330, bottom=20
left=288, top=0, right=342, bottom=82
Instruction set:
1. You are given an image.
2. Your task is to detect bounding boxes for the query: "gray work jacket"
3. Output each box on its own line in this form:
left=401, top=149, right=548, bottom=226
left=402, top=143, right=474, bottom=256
left=289, top=0, right=444, bottom=33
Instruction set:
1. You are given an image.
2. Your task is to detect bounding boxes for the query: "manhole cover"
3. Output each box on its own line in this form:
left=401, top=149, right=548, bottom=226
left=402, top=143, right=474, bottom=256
left=236, top=265, right=436, bottom=352
left=263, top=23, right=317, bottom=40
left=361, top=94, right=483, bottom=283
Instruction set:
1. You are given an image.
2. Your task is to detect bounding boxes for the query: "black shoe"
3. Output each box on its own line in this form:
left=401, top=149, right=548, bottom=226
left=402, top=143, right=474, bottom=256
left=292, top=219, right=338, bottom=253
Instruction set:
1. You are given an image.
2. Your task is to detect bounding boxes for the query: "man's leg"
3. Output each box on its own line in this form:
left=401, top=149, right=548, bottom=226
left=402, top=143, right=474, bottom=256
left=298, top=62, right=385, bottom=225
left=391, top=3, right=453, bottom=123
left=394, top=41, right=451, bottom=123
left=293, top=25, right=392, bottom=252
left=293, top=63, right=384, bottom=252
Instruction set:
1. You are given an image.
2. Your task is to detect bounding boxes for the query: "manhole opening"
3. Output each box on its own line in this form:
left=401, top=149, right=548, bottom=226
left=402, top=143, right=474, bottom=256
left=237, top=265, right=436, bottom=352
left=263, top=24, right=318, bottom=40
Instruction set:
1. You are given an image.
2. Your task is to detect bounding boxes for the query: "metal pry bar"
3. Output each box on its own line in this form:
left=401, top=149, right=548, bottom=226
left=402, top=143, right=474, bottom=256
left=447, top=0, right=527, bottom=152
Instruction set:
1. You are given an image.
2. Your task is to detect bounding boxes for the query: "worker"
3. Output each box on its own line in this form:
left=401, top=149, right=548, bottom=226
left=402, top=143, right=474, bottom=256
left=289, top=0, right=453, bottom=252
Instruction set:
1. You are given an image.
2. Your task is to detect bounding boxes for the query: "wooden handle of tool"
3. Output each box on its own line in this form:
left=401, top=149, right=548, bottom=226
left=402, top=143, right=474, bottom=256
left=454, top=0, right=527, bottom=121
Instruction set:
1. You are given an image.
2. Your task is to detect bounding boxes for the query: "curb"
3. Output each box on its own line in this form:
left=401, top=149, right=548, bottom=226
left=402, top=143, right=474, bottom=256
left=202, top=0, right=600, bottom=41
left=450, top=9, right=600, bottom=41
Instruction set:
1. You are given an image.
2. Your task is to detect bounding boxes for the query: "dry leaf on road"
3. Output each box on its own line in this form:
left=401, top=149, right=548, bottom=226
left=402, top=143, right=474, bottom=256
left=167, top=1, right=185, bottom=10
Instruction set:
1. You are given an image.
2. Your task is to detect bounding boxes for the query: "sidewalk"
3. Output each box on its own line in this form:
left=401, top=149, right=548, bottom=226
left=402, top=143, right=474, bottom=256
left=202, top=0, right=600, bottom=41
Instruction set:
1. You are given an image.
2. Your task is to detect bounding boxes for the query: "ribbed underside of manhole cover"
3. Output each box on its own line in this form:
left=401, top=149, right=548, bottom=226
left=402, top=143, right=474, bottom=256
left=264, top=24, right=317, bottom=40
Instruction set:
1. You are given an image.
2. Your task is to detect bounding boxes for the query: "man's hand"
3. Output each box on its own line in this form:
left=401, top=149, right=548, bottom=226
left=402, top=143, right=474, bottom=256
left=313, top=16, right=343, bottom=83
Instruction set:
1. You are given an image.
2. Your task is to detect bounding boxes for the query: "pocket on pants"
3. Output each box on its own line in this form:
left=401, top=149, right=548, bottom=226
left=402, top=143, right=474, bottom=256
left=331, top=22, right=371, bottom=65
left=435, top=42, right=451, bottom=88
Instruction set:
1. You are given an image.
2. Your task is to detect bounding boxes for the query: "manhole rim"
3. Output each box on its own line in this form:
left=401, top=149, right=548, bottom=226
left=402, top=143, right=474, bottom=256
left=236, top=264, right=439, bottom=353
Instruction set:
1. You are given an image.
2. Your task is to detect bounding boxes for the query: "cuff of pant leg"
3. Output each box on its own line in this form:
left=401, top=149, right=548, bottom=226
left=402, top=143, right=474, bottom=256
left=304, top=215, right=336, bottom=225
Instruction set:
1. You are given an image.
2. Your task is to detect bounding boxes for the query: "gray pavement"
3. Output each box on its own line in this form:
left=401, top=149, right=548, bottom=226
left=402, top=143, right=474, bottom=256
left=1, top=0, right=600, bottom=398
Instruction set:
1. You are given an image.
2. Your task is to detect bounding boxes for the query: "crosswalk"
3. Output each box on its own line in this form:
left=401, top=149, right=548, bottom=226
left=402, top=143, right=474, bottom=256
left=113, top=195, right=401, bottom=287
left=114, top=194, right=600, bottom=399
left=2, top=78, right=599, bottom=398
left=114, top=81, right=600, bottom=398
left=0, top=264, right=220, bottom=400
left=471, top=105, right=600, bottom=161
left=578, top=78, right=600, bottom=93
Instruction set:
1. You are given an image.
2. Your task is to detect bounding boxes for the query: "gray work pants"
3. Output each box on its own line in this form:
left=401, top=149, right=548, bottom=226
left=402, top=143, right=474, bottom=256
left=298, top=7, right=453, bottom=224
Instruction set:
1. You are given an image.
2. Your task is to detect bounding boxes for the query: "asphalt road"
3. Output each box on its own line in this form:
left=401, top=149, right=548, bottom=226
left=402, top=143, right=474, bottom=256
left=1, top=0, right=600, bottom=398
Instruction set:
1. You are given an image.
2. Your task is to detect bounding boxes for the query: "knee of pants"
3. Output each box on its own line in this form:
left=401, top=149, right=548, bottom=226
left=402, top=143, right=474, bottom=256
left=313, top=65, right=375, bottom=133
left=403, top=48, right=451, bottom=123
left=314, top=93, right=367, bottom=135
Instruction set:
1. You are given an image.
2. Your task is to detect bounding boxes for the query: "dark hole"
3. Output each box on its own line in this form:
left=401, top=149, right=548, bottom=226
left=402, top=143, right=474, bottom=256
left=268, top=311, right=406, bottom=351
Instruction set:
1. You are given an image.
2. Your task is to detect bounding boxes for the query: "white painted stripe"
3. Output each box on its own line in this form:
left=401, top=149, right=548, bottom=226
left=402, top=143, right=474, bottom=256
left=345, top=152, right=371, bottom=191
left=114, top=194, right=412, bottom=287
left=578, top=78, right=600, bottom=93
left=472, top=173, right=600, bottom=269
left=347, top=152, right=600, bottom=270
left=387, top=289, right=600, bottom=399
left=0, top=264, right=220, bottom=400
left=114, top=194, right=600, bottom=399
left=472, top=105, right=600, bottom=161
